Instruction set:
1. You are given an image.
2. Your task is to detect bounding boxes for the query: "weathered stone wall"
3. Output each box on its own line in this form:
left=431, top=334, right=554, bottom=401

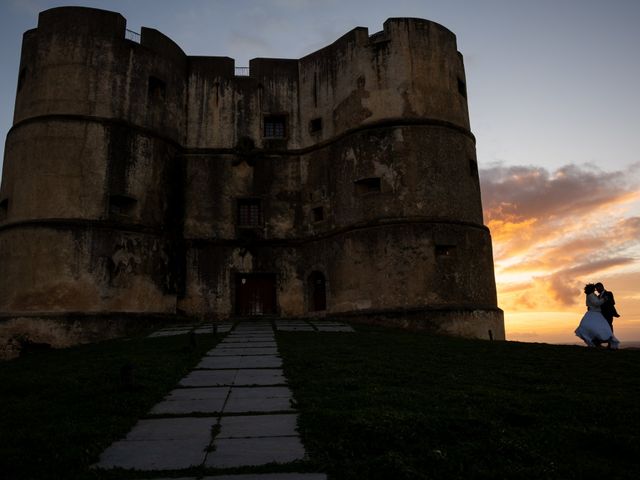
left=0, top=7, right=504, bottom=355
left=0, top=7, right=186, bottom=323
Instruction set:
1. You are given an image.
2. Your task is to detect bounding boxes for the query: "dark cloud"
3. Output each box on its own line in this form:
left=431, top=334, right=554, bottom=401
left=543, top=257, right=635, bottom=305
left=480, top=163, right=638, bottom=223
left=484, top=163, right=640, bottom=312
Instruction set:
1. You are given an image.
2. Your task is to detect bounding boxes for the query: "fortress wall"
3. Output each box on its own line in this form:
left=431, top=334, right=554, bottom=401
left=178, top=221, right=498, bottom=320
left=14, top=8, right=187, bottom=142
left=0, top=122, right=181, bottom=227
left=300, top=125, right=483, bottom=232
left=183, top=152, right=304, bottom=241
left=297, top=18, right=470, bottom=148
left=0, top=7, right=504, bottom=344
left=1, top=121, right=108, bottom=221
left=310, top=224, right=498, bottom=312
left=179, top=244, right=305, bottom=318
left=186, top=57, right=237, bottom=148
left=0, top=226, right=176, bottom=314
left=185, top=58, right=300, bottom=149
left=0, top=7, right=185, bottom=317
left=179, top=18, right=491, bottom=322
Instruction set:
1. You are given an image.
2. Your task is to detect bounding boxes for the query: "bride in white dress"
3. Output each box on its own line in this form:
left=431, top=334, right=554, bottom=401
left=575, top=283, right=620, bottom=349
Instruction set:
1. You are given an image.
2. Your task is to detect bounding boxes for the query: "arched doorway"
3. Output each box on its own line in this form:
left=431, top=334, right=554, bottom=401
left=308, top=271, right=326, bottom=312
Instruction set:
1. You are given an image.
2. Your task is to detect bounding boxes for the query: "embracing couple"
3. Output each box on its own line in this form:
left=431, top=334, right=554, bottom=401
left=575, top=282, right=620, bottom=349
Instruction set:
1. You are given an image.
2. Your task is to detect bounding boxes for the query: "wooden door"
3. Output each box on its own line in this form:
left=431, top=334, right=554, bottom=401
left=309, top=271, right=326, bottom=312
left=235, top=273, right=277, bottom=315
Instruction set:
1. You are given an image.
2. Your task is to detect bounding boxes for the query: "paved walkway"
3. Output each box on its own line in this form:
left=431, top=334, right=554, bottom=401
left=95, top=319, right=354, bottom=479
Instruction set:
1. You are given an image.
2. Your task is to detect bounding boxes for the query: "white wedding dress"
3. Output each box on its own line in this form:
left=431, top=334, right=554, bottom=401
left=575, top=293, right=620, bottom=349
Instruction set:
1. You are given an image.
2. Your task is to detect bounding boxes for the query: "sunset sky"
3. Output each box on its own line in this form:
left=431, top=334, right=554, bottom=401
left=1, top=0, right=638, bottom=344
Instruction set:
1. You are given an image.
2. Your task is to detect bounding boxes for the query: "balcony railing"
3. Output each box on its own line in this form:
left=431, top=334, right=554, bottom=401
left=125, top=29, right=141, bottom=43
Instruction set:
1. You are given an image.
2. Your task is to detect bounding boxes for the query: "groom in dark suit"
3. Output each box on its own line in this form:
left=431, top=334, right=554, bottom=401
left=595, top=282, right=620, bottom=332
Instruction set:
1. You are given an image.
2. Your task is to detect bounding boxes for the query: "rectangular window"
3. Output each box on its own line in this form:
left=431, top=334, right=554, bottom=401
left=354, top=177, right=381, bottom=195
left=148, top=76, right=166, bottom=101
left=312, top=206, right=324, bottom=222
left=17, top=68, right=27, bottom=93
left=237, top=199, right=262, bottom=227
left=457, top=78, right=467, bottom=99
left=264, top=115, right=286, bottom=138
left=0, top=198, right=8, bottom=222
left=109, top=194, right=137, bottom=216
left=469, top=158, right=478, bottom=176
left=309, top=117, right=323, bottom=133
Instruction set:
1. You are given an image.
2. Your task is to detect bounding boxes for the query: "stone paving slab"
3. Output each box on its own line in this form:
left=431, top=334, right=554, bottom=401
left=225, top=336, right=276, bottom=342
left=179, top=370, right=237, bottom=387
left=218, top=413, right=299, bottom=438
left=232, top=328, right=273, bottom=332
left=228, top=329, right=273, bottom=334
left=205, top=436, right=305, bottom=468
left=309, top=322, right=351, bottom=327
left=148, top=330, right=191, bottom=338
left=197, top=355, right=282, bottom=369
left=203, top=474, right=327, bottom=480
left=207, top=347, right=279, bottom=356
left=203, top=323, right=233, bottom=330
left=96, top=417, right=217, bottom=470
left=149, top=387, right=230, bottom=415
left=193, top=326, right=232, bottom=334
left=97, top=438, right=208, bottom=470
left=123, top=417, right=218, bottom=441
left=224, top=387, right=294, bottom=413
left=234, top=369, right=286, bottom=386
left=150, top=398, right=226, bottom=415
left=275, top=326, right=315, bottom=331
left=218, top=341, right=277, bottom=348
left=222, top=336, right=275, bottom=343
left=224, top=395, right=292, bottom=413
left=228, top=386, right=292, bottom=399
left=234, top=326, right=273, bottom=332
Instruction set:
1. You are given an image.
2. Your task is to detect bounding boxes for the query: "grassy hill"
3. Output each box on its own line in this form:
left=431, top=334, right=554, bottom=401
left=278, top=326, right=640, bottom=479
left=0, top=325, right=638, bottom=479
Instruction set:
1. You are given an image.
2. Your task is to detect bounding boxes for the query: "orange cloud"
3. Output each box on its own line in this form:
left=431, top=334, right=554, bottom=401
left=482, top=163, right=640, bottom=334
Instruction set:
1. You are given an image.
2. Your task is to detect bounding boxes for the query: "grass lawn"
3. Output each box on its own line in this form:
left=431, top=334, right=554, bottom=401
left=277, top=326, right=640, bottom=479
left=0, top=331, right=220, bottom=480
left=1, top=324, right=639, bottom=479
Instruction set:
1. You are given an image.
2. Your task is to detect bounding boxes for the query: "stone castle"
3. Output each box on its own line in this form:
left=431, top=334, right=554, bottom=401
left=0, top=7, right=504, bottom=353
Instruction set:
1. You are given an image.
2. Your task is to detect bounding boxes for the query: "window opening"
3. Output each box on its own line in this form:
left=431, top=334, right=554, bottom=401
left=469, top=158, right=478, bottom=176
left=457, top=78, right=467, bottom=99
left=17, top=68, right=27, bottom=92
left=308, top=271, right=327, bottom=312
left=148, top=76, right=166, bottom=101
left=109, top=194, right=137, bottom=216
left=309, top=117, right=323, bottom=133
left=354, top=177, right=381, bottom=195
left=264, top=115, right=286, bottom=138
left=0, top=198, right=8, bottom=222
left=312, top=206, right=324, bottom=222
left=237, top=199, right=262, bottom=227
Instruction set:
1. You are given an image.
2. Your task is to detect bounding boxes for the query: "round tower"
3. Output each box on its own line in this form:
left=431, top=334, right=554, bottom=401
left=0, top=7, right=188, bottom=348
left=289, top=18, right=504, bottom=338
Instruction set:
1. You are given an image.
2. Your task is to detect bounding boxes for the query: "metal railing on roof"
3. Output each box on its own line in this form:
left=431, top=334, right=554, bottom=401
left=125, top=29, right=141, bottom=43
left=235, top=67, right=250, bottom=76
